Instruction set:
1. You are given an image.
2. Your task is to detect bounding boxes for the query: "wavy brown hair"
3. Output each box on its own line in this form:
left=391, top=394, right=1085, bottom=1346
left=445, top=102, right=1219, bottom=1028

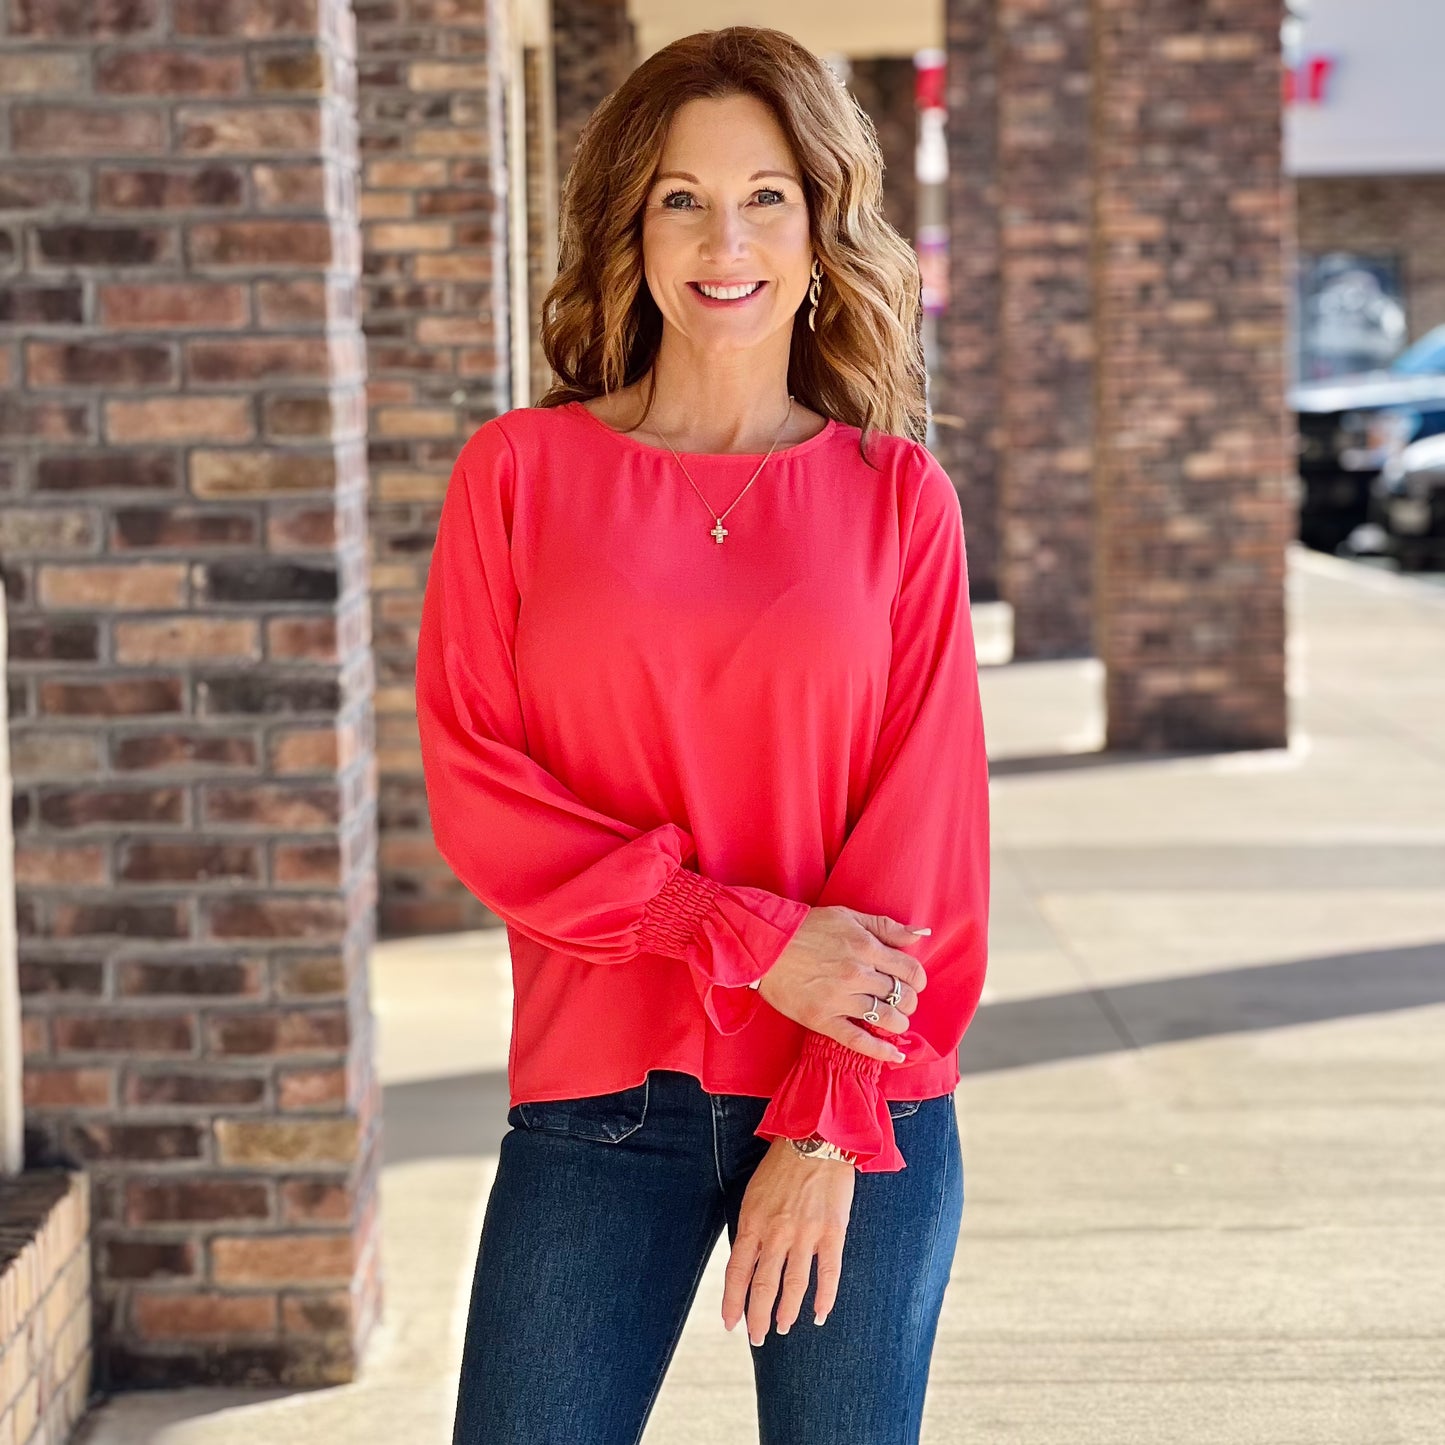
left=535, top=26, right=928, bottom=463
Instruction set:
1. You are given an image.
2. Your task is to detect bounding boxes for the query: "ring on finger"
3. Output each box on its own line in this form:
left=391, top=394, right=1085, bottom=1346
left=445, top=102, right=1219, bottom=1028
left=884, top=976, right=903, bottom=1010
left=863, top=996, right=881, bottom=1024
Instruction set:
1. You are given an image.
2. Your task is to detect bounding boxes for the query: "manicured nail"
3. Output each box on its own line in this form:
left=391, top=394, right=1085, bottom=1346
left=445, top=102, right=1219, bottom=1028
left=814, top=1312, right=828, bottom=1326
left=909, top=927, right=931, bottom=935
left=750, top=1334, right=763, bottom=1347
left=777, top=1323, right=789, bottom=1335
left=892, top=1049, right=906, bottom=1062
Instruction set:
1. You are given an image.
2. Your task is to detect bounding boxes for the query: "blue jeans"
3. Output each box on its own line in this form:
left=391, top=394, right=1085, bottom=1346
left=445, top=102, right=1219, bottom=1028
left=452, top=1068, right=965, bottom=1444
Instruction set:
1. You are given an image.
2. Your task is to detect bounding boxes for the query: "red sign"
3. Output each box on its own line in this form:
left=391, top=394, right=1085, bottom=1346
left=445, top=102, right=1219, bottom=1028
left=1283, top=53, right=1335, bottom=105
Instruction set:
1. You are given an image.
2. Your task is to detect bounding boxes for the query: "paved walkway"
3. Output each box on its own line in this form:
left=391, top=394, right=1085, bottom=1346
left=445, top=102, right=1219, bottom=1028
left=77, top=545, right=1445, bottom=1444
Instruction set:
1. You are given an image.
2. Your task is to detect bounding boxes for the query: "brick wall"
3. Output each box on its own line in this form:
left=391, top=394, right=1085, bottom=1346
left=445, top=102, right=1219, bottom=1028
left=1, top=0, right=382, bottom=1388
left=1295, top=174, right=1445, bottom=342
left=353, top=0, right=514, bottom=937
left=0, top=1171, right=91, bottom=1445
left=939, top=0, right=1003, bottom=601
left=551, top=0, right=636, bottom=185
left=846, top=57, right=919, bottom=249
left=1090, top=0, right=1292, bottom=748
left=997, top=0, right=1094, bottom=660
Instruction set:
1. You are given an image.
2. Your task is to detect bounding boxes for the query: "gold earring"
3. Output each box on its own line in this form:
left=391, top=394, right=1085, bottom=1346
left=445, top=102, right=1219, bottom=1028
left=807, top=256, right=823, bottom=332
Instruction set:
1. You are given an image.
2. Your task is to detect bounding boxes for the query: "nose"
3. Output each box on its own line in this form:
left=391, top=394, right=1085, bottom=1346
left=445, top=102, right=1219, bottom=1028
left=699, top=203, right=748, bottom=262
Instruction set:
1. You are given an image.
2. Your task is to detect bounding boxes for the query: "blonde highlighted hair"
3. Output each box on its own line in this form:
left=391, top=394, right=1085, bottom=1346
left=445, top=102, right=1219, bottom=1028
left=535, top=26, right=928, bottom=462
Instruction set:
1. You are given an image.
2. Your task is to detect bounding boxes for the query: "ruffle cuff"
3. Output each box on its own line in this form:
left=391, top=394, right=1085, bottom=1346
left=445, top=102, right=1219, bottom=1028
left=637, top=864, right=809, bottom=1035
left=754, top=1032, right=905, bottom=1173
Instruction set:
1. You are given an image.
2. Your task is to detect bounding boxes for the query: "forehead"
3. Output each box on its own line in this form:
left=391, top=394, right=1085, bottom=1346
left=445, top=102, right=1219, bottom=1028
left=657, top=94, right=797, bottom=172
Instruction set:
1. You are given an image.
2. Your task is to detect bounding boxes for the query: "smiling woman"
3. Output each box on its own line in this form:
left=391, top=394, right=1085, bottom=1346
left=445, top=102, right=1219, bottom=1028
left=426, top=25, right=985, bottom=1445
left=539, top=29, right=927, bottom=456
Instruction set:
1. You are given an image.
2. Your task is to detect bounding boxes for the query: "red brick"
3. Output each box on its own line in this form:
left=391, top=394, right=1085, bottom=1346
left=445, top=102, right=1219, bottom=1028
left=112, top=730, right=258, bottom=771
left=38, top=677, right=186, bottom=719
left=53, top=1013, right=196, bottom=1054
left=178, top=106, right=321, bottom=156
left=99, top=281, right=249, bottom=329
left=189, top=449, right=336, bottom=497
left=38, top=785, right=184, bottom=826
left=9, top=0, right=161, bottom=37
left=206, top=896, right=347, bottom=942
left=37, top=563, right=187, bottom=610
left=98, top=49, right=246, bottom=95
left=106, top=396, right=254, bottom=444
left=279, top=1178, right=352, bottom=1225
left=13, top=842, right=107, bottom=886
left=174, top=0, right=320, bottom=38
left=104, top=1239, right=199, bottom=1281
left=211, top=1233, right=352, bottom=1286
left=24, top=1067, right=114, bottom=1109
left=205, top=1007, right=348, bottom=1056
left=12, top=105, right=166, bottom=156
left=127, top=1071, right=267, bottom=1108
left=200, top=784, right=339, bottom=829
left=114, top=618, right=260, bottom=665
left=116, top=840, right=262, bottom=884
left=278, top=1067, right=346, bottom=1110
left=189, top=220, right=333, bottom=267
left=273, top=840, right=340, bottom=886
left=132, top=1290, right=278, bottom=1339
left=186, top=336, right=331, bottom=384
left=116, top=957, right=265, bottom=997
left=126, top=1179, right=271, bottom=1225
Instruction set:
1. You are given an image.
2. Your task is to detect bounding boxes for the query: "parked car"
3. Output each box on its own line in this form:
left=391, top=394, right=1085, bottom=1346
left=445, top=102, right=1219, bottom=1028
left=1348, top=431, right=1445, bottom=571
left=1290, top=323, right=1445, bottom=553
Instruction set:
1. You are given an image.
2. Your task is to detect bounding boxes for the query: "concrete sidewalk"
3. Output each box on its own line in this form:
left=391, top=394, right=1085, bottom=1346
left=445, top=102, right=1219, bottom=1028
left=77, top=544, right=1445, bottom=1444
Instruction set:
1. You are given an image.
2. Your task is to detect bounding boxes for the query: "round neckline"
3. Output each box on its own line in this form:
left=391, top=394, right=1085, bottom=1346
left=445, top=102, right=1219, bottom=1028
left=566, top=398, right=838, bottom=460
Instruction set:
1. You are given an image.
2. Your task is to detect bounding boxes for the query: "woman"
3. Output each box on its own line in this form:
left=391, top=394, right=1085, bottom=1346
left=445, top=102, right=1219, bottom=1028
left=416, top=25, right=990, bottom=1445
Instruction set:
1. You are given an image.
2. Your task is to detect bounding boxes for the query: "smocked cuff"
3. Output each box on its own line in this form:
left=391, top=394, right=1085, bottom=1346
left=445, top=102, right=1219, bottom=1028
left=754, top=1032, right=905, bottom=1173
left=637, top=864, right=809, bottom=1035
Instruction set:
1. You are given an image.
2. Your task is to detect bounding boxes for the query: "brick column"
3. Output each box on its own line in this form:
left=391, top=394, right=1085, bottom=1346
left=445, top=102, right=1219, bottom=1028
left=997, top=0, right=1094, bottom=659
left=353, top=0, right=513, bottom=936
left=1091, top=0, right=1292, bottom=748
left=939, top=0, right=1002, bottom=601
left=551, top=0, right=636, bottom=183
left=1, top=0, right=381, bottom=1387
left=846, top=57, right=919, bottom=248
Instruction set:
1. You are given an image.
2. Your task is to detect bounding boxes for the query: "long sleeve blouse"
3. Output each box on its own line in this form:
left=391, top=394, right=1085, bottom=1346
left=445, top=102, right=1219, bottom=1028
left=414, top=399, right=990, bottom=1172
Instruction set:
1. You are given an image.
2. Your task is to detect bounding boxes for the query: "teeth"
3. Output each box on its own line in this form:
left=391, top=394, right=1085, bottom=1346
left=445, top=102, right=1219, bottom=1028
left=698, top=282, right=761, bottom=300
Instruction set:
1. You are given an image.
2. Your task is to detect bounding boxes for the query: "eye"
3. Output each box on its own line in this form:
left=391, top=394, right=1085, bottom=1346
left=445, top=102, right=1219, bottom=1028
left=755, top=187, right=785, bottom=205
left=660, top=188, right=695, bottom=210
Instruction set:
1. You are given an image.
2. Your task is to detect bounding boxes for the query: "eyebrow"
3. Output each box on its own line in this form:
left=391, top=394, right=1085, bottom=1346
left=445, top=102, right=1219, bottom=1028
left=653, top=170, right=801, bottom=185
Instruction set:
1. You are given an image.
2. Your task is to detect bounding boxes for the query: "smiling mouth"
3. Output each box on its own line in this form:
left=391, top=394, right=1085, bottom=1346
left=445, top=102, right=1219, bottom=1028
left=689, top=281, right=766, bottom=301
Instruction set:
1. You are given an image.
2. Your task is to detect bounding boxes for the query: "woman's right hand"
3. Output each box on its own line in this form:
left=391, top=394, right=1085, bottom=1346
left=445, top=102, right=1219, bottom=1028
left=755, top=907, right=928, bottom=1064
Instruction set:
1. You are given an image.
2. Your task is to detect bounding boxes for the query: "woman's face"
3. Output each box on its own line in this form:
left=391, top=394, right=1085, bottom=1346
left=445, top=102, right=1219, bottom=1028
left=640, top=92, right=813, bottom=358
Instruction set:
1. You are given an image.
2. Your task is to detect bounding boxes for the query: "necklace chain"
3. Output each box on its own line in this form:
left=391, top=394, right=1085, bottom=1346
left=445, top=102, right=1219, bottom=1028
left=649, top=394, right=796, bottom=545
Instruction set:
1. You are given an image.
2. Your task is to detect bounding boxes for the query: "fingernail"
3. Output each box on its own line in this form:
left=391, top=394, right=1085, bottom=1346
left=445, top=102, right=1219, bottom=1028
left=909, top=927, right=931, bottom=935
left=777, top=1323, right=789, bottom=1335
left=750, top=1334, right=763, bottom=1348
left=892, top=1049, right=906, bottom=1062
left=814, top=1312, right=827, bottom=1326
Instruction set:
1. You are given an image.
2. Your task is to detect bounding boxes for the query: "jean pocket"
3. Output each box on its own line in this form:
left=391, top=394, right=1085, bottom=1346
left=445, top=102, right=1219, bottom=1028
left=886, top=1098, right=923, bottom=1120
left=515, top=1077, right=650, bottom=1143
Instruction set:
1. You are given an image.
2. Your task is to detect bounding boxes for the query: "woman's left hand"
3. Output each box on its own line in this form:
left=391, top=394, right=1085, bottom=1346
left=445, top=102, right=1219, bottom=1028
left=721, top=1138, right=856, bottom=1344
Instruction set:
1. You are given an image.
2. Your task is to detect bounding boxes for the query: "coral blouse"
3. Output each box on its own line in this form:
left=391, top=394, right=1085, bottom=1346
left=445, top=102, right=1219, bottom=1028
left=414, top=399, right=990, bottom=1172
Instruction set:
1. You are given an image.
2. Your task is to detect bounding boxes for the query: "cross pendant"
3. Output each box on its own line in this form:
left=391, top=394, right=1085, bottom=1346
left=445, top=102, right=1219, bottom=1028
left=710, top=518, right=729, bottom=544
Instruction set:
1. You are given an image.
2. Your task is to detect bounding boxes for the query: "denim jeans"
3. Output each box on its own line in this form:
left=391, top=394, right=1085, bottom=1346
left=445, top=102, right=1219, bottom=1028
left=452, top=1067, right=965, bottom=1444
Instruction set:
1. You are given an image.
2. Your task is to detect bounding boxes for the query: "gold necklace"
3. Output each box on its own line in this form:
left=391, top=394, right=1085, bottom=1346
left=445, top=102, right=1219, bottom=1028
left=649, top=395, right=795, bottom=545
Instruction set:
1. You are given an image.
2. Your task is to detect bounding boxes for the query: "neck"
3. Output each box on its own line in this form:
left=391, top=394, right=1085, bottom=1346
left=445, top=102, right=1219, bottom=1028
left=638, top=333, right=794, bottom=453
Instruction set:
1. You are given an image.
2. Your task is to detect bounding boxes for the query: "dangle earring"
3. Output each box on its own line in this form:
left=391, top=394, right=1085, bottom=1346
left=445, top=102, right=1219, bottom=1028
left=807, top=256, right=824, bottom=332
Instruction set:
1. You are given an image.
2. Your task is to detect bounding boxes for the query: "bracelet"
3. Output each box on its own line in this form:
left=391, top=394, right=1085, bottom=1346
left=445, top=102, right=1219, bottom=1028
left=789, top=1134, right=858, bottom=1166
